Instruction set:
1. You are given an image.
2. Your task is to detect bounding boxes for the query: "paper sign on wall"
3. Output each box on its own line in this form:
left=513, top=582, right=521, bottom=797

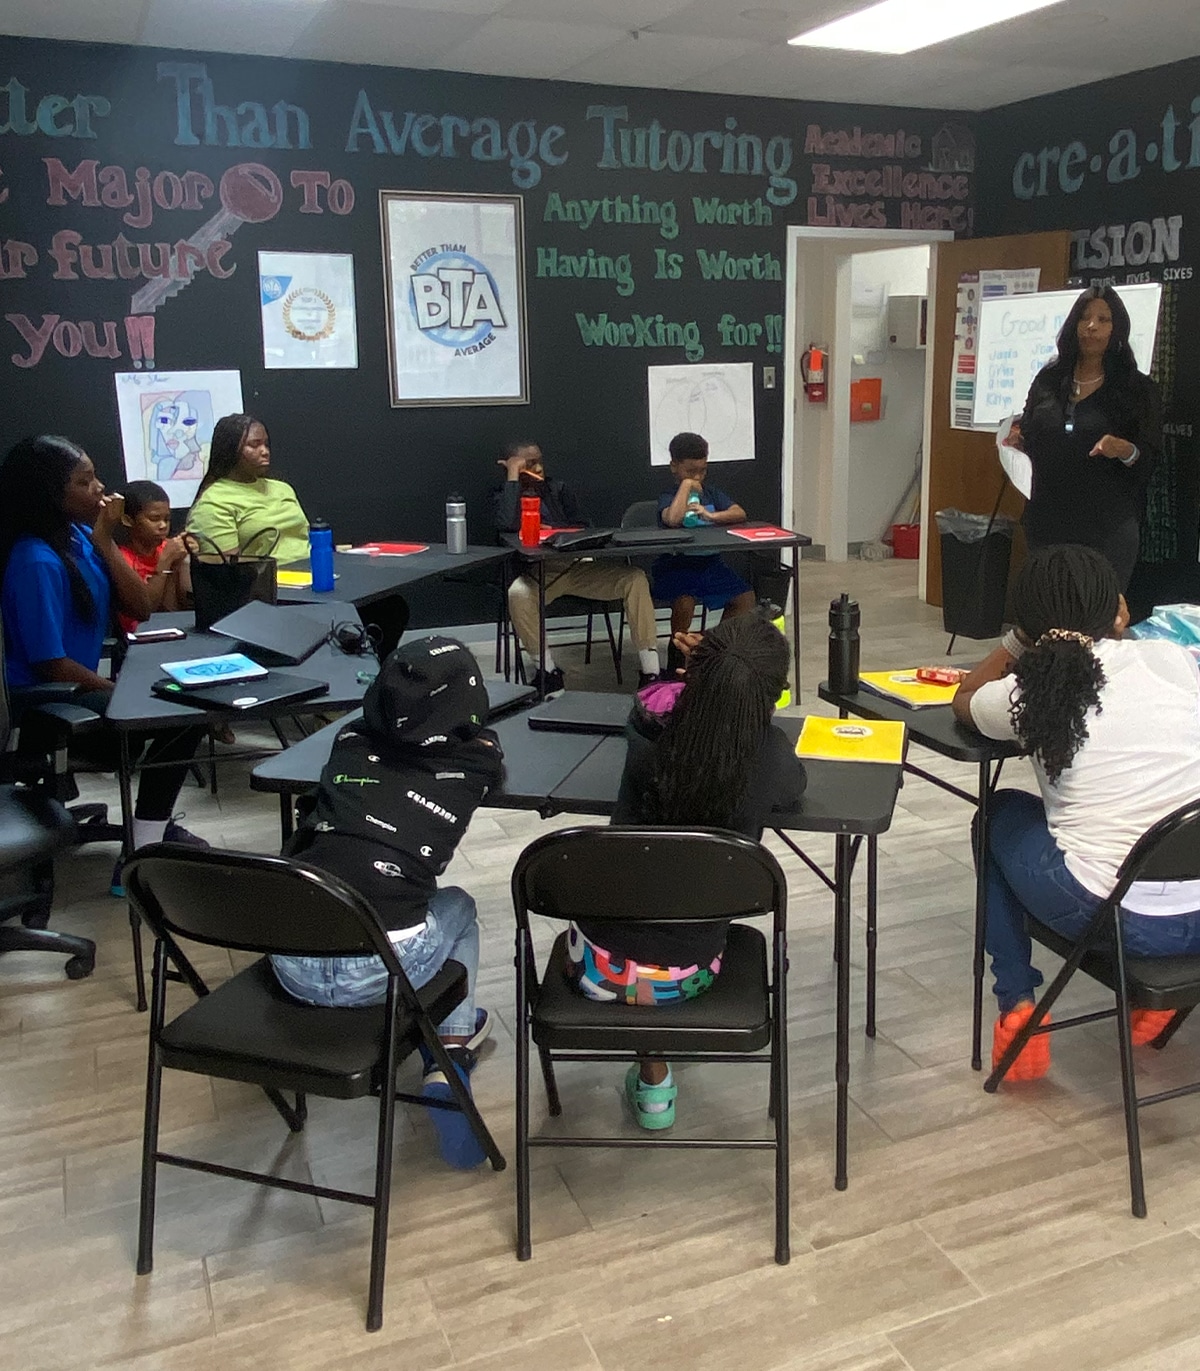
left=114, top=370, right=244, bottom=508
left=647, top=362, right=755, bottom=466
left=259, top=252, right=358, bottom=370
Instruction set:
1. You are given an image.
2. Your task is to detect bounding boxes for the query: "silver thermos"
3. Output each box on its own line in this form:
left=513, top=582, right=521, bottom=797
left=446, top=494, right=467, bottom=554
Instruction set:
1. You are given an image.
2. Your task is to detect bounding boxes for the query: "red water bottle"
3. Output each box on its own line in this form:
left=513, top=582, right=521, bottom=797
left=519, top=494, right=541, bottom=547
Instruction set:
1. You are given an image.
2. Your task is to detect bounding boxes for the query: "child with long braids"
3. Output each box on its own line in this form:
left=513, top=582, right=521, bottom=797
left=566, top=613, right=806, bottom=1128
left=953, top=545, right=1200, bottom=1079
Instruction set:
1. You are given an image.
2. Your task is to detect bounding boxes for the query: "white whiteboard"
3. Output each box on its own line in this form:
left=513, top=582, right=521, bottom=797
left=647, top=362, right=755, bottom=466
left=971, top=282, right=1162, bottom=428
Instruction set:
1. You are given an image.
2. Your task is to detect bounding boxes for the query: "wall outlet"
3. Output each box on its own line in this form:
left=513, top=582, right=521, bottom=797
left=763, top=365, right=776, bottom=389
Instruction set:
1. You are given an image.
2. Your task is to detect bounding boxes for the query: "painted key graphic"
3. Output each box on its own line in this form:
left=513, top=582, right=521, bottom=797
left=130, top=161, right=284, bottom=315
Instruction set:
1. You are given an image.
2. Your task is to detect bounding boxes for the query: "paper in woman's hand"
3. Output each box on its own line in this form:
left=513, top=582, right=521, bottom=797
left=996, top=415, right=1032, bottom=499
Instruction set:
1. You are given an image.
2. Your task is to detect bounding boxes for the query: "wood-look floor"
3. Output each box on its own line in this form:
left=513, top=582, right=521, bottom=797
left=4, top=558, right=1199, bottom=1371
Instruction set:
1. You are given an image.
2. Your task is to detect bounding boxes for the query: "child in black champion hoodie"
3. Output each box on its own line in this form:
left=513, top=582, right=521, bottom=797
left=271, top=635, right=503, bottom=1167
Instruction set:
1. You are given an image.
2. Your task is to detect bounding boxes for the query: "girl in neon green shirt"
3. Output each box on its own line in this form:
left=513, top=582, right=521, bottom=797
left=187, top=414, right=310, bottom=565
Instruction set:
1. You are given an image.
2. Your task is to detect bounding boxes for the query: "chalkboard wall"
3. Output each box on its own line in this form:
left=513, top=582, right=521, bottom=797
left=0, top=35, right=977, bottom=621
left=975, top=54, right=1200, bottom=606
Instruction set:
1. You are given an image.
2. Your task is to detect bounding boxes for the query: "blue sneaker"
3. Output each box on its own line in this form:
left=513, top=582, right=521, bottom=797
left=421, top=1048, right=486, bottom=1169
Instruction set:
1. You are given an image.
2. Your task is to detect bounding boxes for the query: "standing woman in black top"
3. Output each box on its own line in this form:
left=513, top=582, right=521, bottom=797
left=1008, top=285, right=1162, bottom=590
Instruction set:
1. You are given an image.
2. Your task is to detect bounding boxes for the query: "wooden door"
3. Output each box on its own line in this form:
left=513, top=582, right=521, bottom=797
left=926, top=231, right=1072, bottom=603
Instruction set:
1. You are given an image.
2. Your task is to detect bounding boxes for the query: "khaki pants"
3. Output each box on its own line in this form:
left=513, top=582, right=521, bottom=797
left=508, top=558, right=658, bottom=656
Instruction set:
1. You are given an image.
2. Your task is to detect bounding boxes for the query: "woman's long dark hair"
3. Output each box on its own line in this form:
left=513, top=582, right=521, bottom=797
left=1010, top=544, right=1120, bottom=783
left=194, top=413, right=261, bottom=500
left=648, top=614, right=789, bottom=828
left=1042, top=285, right=1138, bottom=404
left=0, top=435, right=98, bottom=622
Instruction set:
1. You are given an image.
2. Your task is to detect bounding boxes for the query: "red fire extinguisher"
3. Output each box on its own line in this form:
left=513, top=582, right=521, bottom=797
left=801, top=345, right=827, bottom=404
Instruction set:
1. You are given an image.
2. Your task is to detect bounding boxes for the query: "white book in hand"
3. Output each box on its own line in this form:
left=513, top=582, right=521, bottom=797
left=161, top=653, right=268, bottom=688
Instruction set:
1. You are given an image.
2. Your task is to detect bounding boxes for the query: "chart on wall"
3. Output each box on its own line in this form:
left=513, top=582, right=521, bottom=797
left=114, top=370, right=244, bottom=508
left=258, top=252, right=358, bottom=370
left=972, top=282, right=1163, bottom=427
left=647, top=362, right=755, bottom=466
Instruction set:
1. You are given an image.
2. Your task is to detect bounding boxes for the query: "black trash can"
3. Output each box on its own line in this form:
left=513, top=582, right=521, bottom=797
left=936, top=508, right=1015, bottom=639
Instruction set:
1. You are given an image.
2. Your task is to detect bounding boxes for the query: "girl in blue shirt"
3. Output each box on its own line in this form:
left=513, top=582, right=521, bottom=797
left=0, top=435, right=206, bottom=871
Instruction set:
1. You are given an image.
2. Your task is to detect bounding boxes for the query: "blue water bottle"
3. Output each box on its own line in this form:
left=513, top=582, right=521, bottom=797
left=309, top=519, right=335, bottom=592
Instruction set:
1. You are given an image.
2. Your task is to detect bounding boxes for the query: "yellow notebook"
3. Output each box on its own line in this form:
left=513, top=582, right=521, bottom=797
left=858, top=669, right=959, bottom=709
left=796, top=715, right=905, bottom=764
left=276, top=570, right=339, bottom=588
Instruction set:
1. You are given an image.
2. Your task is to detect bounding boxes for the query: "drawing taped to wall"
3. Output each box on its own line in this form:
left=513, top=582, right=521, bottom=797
left=647, top=362, right=755, bottom=465
left=114, top=369, right=244, bottom=507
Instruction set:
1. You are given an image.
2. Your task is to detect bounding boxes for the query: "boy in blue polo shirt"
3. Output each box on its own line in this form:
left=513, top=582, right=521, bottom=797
left=653, top=431, right=756, bottom=642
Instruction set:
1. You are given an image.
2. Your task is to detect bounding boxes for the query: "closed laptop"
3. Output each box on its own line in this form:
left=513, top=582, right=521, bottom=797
left=209, top=601, right=332, bottom=665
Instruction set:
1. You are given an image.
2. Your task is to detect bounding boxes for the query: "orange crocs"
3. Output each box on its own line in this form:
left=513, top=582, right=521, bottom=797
left=1130, top=1009, right=1175, bottom=1046
left=992, top=1002, right=1051, bottom=1081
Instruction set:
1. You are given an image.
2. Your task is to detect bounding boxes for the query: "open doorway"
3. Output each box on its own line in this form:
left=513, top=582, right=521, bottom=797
left=781, top=226, right=953, bottom=597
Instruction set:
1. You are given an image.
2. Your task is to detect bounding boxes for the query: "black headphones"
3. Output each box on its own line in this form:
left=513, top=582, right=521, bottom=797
left=330, top=620, right=381, bottom=658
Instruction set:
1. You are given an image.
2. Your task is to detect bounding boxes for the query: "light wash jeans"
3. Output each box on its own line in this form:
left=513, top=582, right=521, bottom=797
left=981, top=790, right=1200, bottom=1014
left=271, top=885, right=478, bottom=1037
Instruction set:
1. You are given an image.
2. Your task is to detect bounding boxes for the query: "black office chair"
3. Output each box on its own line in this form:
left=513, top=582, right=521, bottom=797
left=0, top=666, right=95, bottom=977
left=512, top=825, right=791, bottom=1264
left=985, top=797, right=1200, bottom=1218
left=0, top=609, right=124, bottom=851
left=125, top=845, right=505, bottom=1332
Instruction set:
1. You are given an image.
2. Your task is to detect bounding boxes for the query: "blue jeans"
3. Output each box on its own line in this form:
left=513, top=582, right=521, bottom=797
left=981, top=790, right=1200, bottom=1014
left=271, top=886, right=478, bottom=1036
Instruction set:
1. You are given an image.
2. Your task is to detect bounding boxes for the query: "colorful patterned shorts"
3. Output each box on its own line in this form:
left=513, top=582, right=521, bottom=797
left=565, top=922, right=721, bottom=1006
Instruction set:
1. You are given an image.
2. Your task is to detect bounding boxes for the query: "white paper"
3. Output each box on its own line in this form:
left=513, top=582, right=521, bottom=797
left=972, top=282, right=1162, bottom=428
left=382, top=193, right=527, bottom=406
left=647, top=362, right=756, bottom=466
left=995, top=415, right=1032, bottom=500
left=259, top=251, right=358, bottom=370
left=113, top=370, right=244, bottom=508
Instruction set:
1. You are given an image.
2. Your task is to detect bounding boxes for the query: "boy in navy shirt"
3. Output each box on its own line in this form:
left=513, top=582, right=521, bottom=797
left=654, top=431, right=755, bottom=639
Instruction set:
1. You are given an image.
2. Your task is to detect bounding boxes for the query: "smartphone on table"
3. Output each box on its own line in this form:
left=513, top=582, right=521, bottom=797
left=126, top=627, right=187, bottom=644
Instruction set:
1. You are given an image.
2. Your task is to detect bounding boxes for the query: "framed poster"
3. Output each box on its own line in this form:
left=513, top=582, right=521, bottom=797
left=258, top=251, right=358, bottom=369
left=380, top=191, right=528, bottom=407
left=113, top=369, right=244, bottom=508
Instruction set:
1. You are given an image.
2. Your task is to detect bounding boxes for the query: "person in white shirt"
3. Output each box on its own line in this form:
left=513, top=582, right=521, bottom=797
left=952, top=544, right=1200, bottom=1079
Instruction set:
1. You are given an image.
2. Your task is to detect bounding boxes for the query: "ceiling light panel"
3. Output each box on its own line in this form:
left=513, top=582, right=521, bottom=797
left=790, top=0, right=1067, bottom=55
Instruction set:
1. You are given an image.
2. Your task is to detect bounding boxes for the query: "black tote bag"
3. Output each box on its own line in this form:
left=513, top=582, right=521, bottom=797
left=186, top=529, right=280, bottom=632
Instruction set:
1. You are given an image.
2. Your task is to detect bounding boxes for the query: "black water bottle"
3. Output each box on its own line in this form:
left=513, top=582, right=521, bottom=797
left=828, top=593, right=860, bottom=695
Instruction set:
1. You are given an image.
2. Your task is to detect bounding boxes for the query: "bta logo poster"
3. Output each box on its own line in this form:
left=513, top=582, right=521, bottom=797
left=381, top=191, right=528, bottom=407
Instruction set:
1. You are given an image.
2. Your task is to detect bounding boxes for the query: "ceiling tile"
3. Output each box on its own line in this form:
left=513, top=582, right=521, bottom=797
left=2, top=0, right=1200, bottom=113
left=354, top=0, right=509, bottom=12
left=499, top=0, right=694, bottom=24
left=562, top=30, right=759, bottom=88
left=676, top=45, right=885, bottom=103
left=286, top=2, right=483, bottom=65
left=0, top=0, right=145, bottom=45
left=141, top=0, right=325, bottom=58
left=648, top=0, right=835, bottom=44
left=436, top=16, right=625, bottom=78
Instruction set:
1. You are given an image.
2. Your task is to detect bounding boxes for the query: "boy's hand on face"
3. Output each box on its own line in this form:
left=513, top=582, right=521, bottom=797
left=499, top=455, right=528, bottom=480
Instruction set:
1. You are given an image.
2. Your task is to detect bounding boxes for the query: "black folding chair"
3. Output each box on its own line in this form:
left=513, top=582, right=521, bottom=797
left=985, top=797, right=1200, bottom=1217
left=512, top=825, right=790, bottom=1264
left=125, top=845, right=505, bottom=1331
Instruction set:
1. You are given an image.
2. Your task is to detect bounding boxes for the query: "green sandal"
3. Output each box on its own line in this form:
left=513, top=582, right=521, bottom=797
left=625, top=1066, right=677, bottom=1130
